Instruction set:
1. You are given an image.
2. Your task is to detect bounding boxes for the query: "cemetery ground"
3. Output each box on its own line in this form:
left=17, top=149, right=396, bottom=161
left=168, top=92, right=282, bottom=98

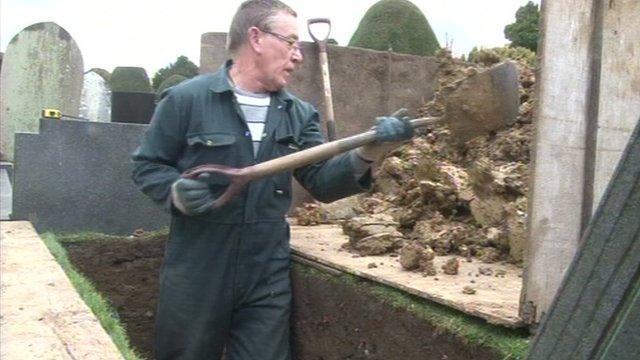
left=40, top=227, right=529, bottom=360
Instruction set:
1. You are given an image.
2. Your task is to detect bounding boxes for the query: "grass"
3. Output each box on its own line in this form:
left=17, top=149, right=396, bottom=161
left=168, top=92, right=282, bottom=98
left=41, top=233, right=145, bottom=360
left=293, top=262, right=531, bottom=359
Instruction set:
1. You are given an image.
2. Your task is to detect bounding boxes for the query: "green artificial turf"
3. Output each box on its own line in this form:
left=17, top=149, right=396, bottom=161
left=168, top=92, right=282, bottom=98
left=41, top=233, right=145, bottom=360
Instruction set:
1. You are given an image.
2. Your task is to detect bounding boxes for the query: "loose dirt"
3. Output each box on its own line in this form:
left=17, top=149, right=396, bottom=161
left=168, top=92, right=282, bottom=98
left=293, top=51, right=535, bottom=269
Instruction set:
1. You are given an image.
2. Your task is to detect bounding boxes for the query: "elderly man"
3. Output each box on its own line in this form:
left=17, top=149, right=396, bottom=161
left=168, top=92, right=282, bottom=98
left=132, top=0, right=412, bottom=359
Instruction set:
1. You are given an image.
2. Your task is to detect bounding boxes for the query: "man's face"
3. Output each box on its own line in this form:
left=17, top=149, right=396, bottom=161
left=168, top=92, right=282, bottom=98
left=256, top=13, right=303, bottom=92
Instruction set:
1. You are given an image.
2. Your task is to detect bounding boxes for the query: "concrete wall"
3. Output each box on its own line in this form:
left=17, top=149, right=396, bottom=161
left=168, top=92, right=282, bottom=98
left=12, top=118, right=169, bottom=235
left=592, top=0, right=640, bottom=207
left=200, top=33, right=438, bottom=137
left=523, top=0, right=640, bottom=324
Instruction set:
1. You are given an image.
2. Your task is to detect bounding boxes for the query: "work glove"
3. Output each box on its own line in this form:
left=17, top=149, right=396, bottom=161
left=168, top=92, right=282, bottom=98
left=171, top=177, right=217, bottom=216
left=356, top=116, right=414, bottom=162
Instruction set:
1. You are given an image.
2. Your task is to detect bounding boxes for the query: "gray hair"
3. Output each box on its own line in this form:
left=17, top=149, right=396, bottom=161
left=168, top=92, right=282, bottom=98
left=227, top=0, right=297, bottom=54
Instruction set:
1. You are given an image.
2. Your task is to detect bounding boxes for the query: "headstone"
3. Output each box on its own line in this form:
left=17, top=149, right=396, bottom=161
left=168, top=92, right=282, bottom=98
left=0, top=166, right=12, bottom=220
left=109, top=66, right=155, bottom=124
left=79, top=70, right=111, bottom=122
left=12, top=118, right=169, bottom=234
left=111, top=92, right=155, bottom=124
left=0, top=22, right=83, bottom=161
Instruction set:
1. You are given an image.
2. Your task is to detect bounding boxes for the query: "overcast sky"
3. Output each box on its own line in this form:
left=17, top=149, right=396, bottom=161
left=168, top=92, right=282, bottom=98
left=1, top=0, right=537, bottom=76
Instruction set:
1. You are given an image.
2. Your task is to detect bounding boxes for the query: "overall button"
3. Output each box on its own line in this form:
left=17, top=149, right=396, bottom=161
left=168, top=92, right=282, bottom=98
left=275, top=189, right=284, bottom=195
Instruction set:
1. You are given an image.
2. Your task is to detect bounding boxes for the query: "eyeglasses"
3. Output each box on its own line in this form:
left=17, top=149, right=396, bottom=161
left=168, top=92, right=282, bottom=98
left=261, top=29, right=302, bottom=54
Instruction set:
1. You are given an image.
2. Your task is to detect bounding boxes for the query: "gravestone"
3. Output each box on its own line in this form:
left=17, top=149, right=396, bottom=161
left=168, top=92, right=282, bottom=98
left=0, top=22, right=84, bottom=161
left=79, top=70, right=111, bottom=122
left=12, top=118, right=169, bottom=234
left=109, top=66, right=155, bottom=124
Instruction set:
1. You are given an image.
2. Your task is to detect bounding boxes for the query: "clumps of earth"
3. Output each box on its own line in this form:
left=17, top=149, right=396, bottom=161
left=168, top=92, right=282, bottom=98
left=292, top=50, right=535, bottom=274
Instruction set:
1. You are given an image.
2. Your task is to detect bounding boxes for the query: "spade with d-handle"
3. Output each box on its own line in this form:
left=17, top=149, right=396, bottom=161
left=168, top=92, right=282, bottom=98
left=308, top=18, right=337, bottom=141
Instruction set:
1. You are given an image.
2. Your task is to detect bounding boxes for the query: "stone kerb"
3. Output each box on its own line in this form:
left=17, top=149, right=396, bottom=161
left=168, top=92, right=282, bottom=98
left=0, top=221, right=124, bottom=359
left=0, top=22, right=84, bottom=161
left=12, top=119, right=169, bottom=235
left=199, top=33, right=438, bottom=137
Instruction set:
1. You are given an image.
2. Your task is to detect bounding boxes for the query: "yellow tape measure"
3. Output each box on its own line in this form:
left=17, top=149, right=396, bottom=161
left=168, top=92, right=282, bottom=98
left=41, top=109, right=62, bottom=119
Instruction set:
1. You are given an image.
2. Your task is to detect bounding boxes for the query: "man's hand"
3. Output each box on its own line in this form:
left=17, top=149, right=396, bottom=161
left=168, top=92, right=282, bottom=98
left=356, top=116, right=414, bottom=162
left=171, top=178, right=217, bottom=215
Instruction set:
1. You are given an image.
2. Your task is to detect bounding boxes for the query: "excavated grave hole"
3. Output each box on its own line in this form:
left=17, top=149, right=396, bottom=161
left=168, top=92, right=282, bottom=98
left=61, top=232, right=526, bottom=359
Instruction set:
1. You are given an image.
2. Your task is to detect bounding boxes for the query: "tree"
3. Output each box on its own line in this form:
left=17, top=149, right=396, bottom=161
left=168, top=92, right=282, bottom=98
left=348, top=0, right=440, bottom=56
left=504, top=1, right=540, bottom=52
left=152, top=56, right=198, bottom=90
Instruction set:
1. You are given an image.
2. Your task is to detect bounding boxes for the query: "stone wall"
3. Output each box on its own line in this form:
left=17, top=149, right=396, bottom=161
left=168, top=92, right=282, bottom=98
left=12, top=119, right=168, bottom=235
left=200, top=33, right=438, bottom=137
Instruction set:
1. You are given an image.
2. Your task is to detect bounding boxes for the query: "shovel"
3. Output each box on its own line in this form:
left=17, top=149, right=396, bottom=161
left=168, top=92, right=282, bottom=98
left=183, top=114, right=439, bottom=209
left=307, top=18, right=337, bottom=141
left=182, top=61, right=520, bottom=209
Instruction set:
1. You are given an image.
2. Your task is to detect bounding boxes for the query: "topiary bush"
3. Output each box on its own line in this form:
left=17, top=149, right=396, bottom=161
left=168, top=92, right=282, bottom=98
left=468, top=46, right=536, bottom=67
left=109, top=67, right=152, bottom=93
left=348, top=0, right=440, bottom=56
left=156, top=74, right=187, bottom=96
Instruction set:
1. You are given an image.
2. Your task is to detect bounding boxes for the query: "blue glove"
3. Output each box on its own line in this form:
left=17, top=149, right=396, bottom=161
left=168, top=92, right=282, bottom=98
left=171, top=178, right=217, bottom=215
left=354, top=115, right=414, bottom=163
left=374, top=116, right=414, bottom=143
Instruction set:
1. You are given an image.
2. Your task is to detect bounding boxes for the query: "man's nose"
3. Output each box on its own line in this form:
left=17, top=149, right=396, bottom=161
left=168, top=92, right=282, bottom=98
left=291, top=47, right=303, bottom=63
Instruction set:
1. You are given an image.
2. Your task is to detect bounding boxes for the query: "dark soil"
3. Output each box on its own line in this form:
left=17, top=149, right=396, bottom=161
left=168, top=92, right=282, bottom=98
left=63, top=234, right=165, bottom=359
left=291, top=265, right=500, bottom=360
left=63, top=234, right=502, bottom=359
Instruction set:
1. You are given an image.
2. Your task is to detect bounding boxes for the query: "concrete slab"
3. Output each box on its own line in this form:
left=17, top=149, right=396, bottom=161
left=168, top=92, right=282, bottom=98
left=0, top=221, right=123, bottom=359
left=290, top=224, right=523, bottom=328
left=1, top=168, right=11, bottom=220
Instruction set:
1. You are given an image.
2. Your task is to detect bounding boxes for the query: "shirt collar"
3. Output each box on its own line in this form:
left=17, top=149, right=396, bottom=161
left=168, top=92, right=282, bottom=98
left=209, top=59, right=294, bottom=103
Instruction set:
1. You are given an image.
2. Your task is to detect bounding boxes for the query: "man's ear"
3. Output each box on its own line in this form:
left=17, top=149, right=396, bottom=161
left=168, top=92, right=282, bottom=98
left=247, top=27, right=263, bottom=53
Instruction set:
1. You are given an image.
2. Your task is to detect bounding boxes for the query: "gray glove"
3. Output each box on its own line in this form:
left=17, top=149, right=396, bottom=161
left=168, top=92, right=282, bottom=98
left=171, top=178, right=217, bottom=215
left=356, top=116, right=414, bottom=162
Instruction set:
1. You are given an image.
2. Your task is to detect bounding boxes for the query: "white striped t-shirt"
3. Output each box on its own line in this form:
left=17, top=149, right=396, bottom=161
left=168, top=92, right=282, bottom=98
left=234, top=87, right=270, bottom=157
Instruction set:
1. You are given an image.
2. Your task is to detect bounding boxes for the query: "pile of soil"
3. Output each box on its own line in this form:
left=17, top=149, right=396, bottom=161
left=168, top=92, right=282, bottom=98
left=293, top=51, right=535, bottom=272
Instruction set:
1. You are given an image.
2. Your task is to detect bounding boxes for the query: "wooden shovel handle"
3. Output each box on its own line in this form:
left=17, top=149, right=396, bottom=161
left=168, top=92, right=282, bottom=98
left=183, top=116, right=441, bottom=209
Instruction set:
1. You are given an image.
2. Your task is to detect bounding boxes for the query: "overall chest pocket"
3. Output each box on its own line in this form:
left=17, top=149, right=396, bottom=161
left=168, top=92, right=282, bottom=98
left=184, top=132, right=239, bottom=168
